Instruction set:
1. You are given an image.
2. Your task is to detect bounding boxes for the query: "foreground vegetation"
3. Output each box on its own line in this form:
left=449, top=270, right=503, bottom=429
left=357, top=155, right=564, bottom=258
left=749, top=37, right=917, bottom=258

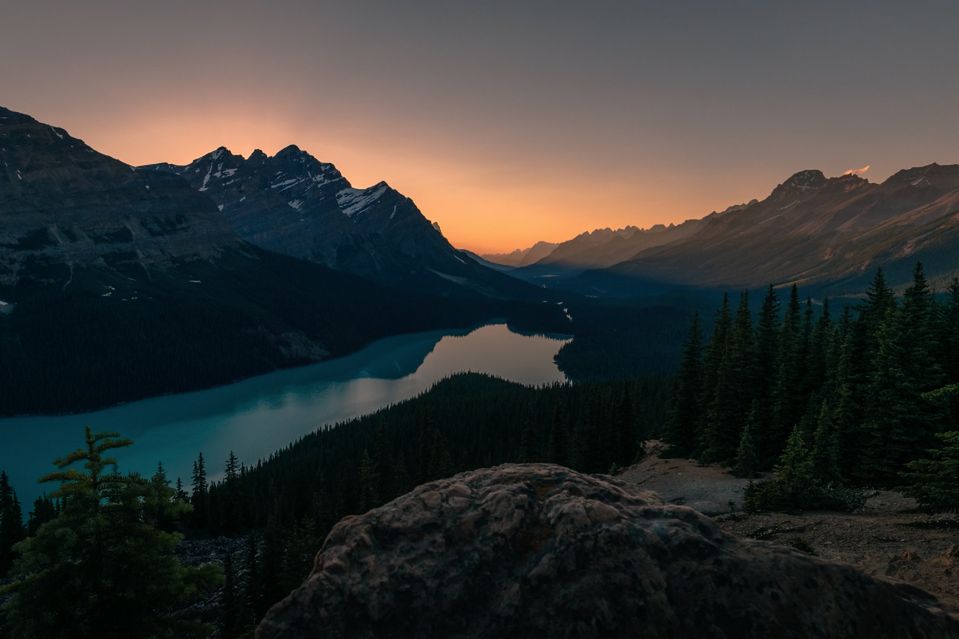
left=0, top=374, right=670, bottom=637
left=2, top=262, right=957, bottom=635
left=664, top=263, right=959, bottom=512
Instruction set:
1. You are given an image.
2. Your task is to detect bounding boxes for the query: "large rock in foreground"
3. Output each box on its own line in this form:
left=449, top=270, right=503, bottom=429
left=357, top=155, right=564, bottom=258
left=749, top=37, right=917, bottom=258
left=257, top=464, right=959, bottom=638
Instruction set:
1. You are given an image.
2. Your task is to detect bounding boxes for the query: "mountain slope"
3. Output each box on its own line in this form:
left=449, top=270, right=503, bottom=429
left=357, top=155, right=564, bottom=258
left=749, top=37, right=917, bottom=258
left=145, top=147, right=535, bottom=299
left=481, top=240, right=559, bottom=267
left=586, top=166, right=959, bottom=292
left=0, top=106, right=487, bottom=415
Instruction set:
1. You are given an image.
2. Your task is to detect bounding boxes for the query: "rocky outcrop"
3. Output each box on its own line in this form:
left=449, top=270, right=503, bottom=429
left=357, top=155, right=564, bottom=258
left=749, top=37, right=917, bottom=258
left=257, top=464, right=959, bottom=639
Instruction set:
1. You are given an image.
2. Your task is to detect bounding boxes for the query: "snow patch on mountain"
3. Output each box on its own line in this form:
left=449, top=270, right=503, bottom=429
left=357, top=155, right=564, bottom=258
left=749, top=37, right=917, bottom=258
left=337, top=183, right=388, bottom=217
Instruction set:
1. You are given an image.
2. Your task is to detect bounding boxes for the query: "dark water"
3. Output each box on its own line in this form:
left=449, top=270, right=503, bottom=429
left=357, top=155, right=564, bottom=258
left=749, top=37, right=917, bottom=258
left=0, top=324, right=569, bottom=504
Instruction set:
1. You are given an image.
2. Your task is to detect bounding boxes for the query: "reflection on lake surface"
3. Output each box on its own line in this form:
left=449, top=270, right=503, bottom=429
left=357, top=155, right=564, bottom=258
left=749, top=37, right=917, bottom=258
left=0, top=324, right=570, bottom=504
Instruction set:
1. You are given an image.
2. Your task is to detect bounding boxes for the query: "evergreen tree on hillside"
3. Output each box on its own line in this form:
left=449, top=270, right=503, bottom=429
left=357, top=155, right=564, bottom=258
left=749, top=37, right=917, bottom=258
left=860, top=263, right=944, bottom=485
left=1, top=428, right=220, bottom=638
left=733, top=403, right=761, bottom=478
left=701, top=294, right=732, bottom=419
left=0, top=471, right=24, bottom=576
left=753, top=285, right=782, bottom=463
left=615, top=385, right=639, bottom=466
left=810, top=401, right=840, bottom=483
left=703, top=292, right=754, bottom=463
left=699, top=294, right=732, bottom=458
left=904, top=431, right=959, bottom=512
left=863, top=267, right=896, bottom=342
left=25, top=495, right=56, bottom=536
left=940, top=280, right=959, bottom=382
left=664, top=313, right=704, bottom=457
left=191, top=452, right=209, bottom=529
left=805, top=298, right=833, bottom=396
left=771, top=285, right=806, bottom=458
left=832, top=312, right=871, bottom=479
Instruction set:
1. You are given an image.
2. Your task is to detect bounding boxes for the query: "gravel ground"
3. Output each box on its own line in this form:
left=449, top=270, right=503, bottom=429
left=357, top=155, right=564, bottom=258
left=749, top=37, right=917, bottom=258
left=618, top=443, right=959, bottom=613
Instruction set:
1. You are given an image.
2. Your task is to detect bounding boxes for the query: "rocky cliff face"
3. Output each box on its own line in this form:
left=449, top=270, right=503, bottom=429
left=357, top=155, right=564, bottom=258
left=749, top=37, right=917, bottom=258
left=0, top=106, right=236, bottom=287
left=257, top=464, right=958, bottom=639
left=146, top=146, right=535, bottom=298
left=0, top=106, right=486, bottom=415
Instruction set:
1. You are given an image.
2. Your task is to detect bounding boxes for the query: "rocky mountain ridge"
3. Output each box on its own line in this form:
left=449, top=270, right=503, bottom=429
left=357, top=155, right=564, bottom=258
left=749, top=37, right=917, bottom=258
left=0, top=106, right=237, bottom=288
left=146, top=146, right=534, bottom=298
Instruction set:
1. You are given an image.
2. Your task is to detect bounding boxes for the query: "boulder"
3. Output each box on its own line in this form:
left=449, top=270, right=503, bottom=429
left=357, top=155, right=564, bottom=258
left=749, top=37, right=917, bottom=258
left=257, top=464, right=959, bottom=638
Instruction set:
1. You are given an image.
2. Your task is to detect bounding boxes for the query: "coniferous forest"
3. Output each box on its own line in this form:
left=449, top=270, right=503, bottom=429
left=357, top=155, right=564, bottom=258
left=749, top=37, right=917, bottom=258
left=0, top=375, right=670, bottom=637
left=2, top=264, right=959, bottom=637
left=664, top=263, right=959, bottom=511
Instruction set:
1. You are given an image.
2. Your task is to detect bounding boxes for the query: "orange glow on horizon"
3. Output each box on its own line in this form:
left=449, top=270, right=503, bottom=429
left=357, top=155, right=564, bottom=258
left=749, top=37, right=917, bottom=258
left=29, top=102, right=919, bottom=255
left=51, top=105, right=707, bottom=254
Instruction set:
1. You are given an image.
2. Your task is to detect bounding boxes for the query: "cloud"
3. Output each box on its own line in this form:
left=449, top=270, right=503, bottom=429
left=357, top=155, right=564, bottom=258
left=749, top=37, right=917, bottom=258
left=842, top=164, right=871, bottom=176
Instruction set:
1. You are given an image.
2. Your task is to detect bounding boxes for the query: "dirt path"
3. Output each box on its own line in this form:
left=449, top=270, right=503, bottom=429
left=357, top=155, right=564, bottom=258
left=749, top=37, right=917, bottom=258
left=618, top=444, right=959, bottom=612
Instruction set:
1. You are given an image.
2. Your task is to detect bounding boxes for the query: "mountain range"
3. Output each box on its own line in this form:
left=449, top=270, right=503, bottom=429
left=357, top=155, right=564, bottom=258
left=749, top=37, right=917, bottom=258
left=0, top=106, right=544, bottom=415
left=485, top=166, right=959, bottom=294
left=144, top=147, right=531, bottom=298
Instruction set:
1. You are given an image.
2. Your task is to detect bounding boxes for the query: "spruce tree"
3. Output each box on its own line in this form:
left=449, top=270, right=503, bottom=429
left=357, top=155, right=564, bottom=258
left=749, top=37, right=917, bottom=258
left=0, top=470, right=24, bottom=576
left=861, top=263, right=944, bottom=484
left=615, top=385, right=639, bottom=466
left=664, top=312, right=704, bottom=457
left=733, top=402, right=761, bottom=478
left=699, top=294, right=732, bottom=459
left=1, top=428, right=220, bottom=638
left=191, top=452, right=209, bottom=529
left=810, top=401, right=840, bottom=482
left=357, top=449, right=378, bottom=513
left=753, top=285, right=781, bottom=465
left=771, top=285, right=806, bottom=458
left=703, top=292, right=753, bottom=463
left=904, top=431, right=959, bottom=512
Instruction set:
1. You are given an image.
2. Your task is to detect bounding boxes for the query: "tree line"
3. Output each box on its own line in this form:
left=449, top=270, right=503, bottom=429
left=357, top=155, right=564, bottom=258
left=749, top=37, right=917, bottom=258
left=664, top=263, right=959, bottom=510
left=0, top=374, right=671, bottom=637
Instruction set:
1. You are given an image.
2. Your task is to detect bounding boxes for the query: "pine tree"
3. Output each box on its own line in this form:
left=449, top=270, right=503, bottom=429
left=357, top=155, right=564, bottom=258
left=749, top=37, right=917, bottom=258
left=863, top=267, right=896, bottom=342
left=1, top=428, right=221, bottom=638
left=941, top=280, right=959, bottom=381
left=776, top=425, right=816, bottom=493
left=615, top=385, right=639, bottom=466
left=703, top=292, right=753, bottom=463
left=26, top=494, right=56, bottom=536
left=904, top=431, right=959, bottom=512
left=702, top=294, right=732, bottom=407
left=547, top=405, right=571, bottom=466
left=810, top=401, right=840, bottom=482
left=222, top=451, right=242, bottom=532
left=191, top=452, right=209, bottom=528
left=861, top=263, right=945, bottom=484
left=733, top=403, right=761, bottom=478
left=753, top=285, right=781, bottom=465
left=664, top=312, right=704, bottom=456
left=0, top=470, right=24, bottom=575
left=771, top=285, right=806, bottom=458
left=357, top=449, right=378, bottom=513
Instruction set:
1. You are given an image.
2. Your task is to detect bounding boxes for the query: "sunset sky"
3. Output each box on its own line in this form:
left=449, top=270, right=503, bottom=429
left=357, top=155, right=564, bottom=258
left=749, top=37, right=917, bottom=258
left=4, top=1, right=959, bottom=253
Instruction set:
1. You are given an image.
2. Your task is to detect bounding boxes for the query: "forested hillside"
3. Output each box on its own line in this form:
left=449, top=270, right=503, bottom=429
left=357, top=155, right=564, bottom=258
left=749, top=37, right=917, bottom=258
left=664, top=263, right=959, bottom=510
left=0, top=374, right=671, bottom=636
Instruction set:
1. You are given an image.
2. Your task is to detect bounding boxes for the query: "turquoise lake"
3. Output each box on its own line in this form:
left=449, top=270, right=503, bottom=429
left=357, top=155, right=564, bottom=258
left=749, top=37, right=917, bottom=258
left=0, top=324, right=570, bottom=505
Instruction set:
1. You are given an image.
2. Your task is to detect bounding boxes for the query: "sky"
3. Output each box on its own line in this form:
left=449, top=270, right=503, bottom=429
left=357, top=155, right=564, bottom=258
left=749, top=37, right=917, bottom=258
left=3, top=1, right=959, bottom=254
